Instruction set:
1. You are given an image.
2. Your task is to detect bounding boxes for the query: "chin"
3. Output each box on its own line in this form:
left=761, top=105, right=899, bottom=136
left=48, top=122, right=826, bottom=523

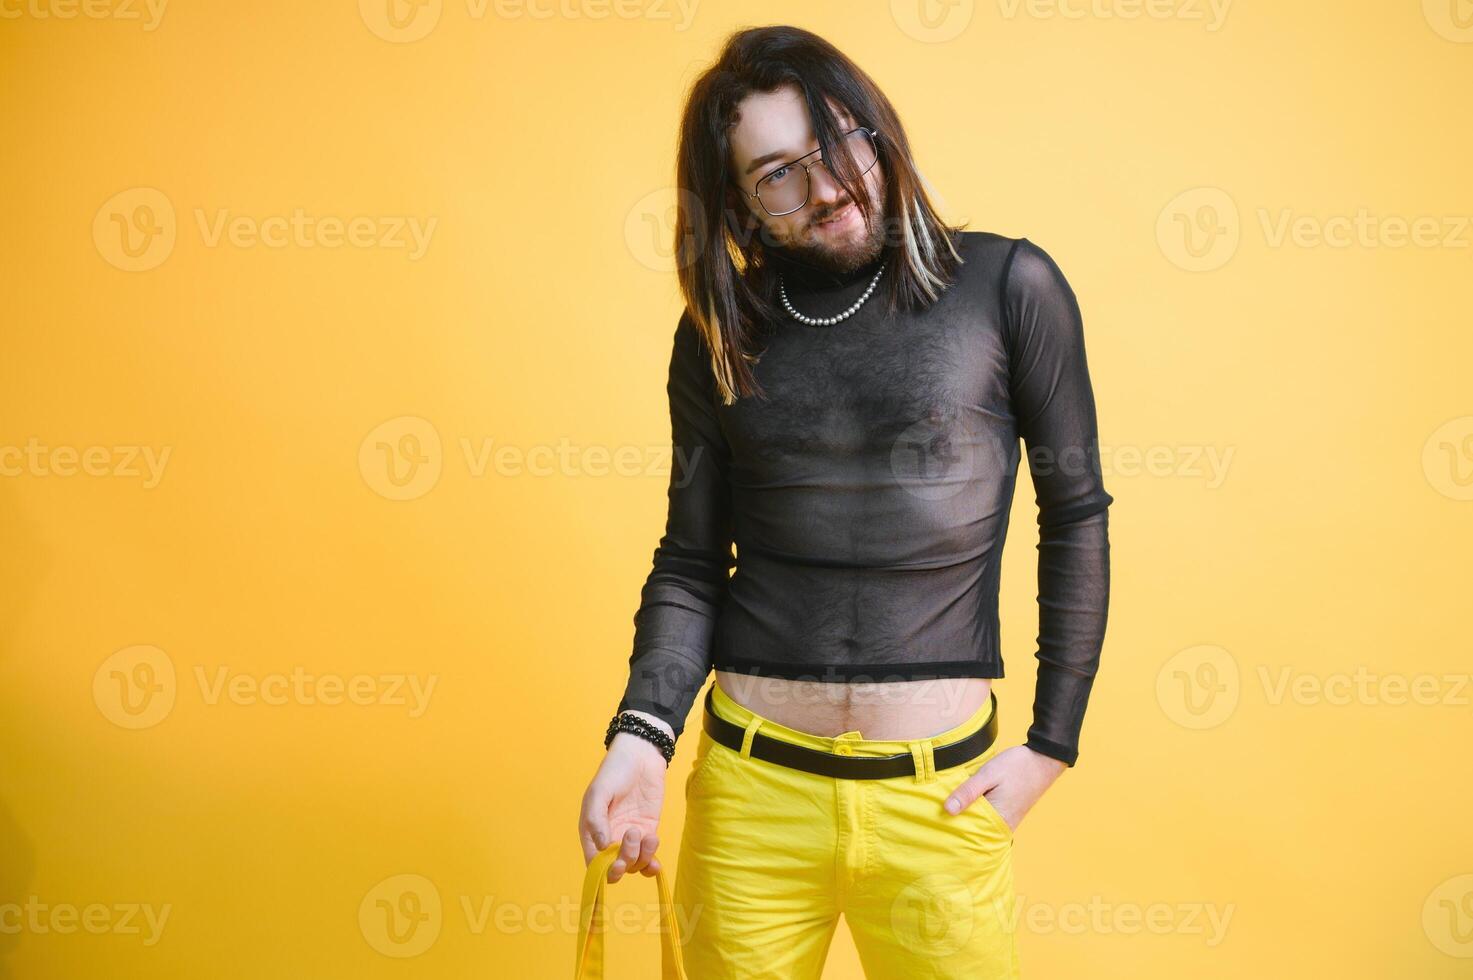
left=810, top=210, right=879, bottom=250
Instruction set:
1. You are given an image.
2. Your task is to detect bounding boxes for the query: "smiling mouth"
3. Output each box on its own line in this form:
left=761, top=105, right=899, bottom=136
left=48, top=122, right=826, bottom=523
left=814, top=202, right=856, bottom=227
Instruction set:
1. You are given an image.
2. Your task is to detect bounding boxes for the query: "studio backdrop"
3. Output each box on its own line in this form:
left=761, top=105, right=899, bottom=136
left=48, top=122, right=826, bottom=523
left=1, top=1, right=1470, bottom=977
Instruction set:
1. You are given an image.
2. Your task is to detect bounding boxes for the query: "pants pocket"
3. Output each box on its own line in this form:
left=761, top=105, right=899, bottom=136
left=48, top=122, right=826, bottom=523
left=942, top=755, right=1014, bottom=843
left=683, top=730, right=726, bottom=802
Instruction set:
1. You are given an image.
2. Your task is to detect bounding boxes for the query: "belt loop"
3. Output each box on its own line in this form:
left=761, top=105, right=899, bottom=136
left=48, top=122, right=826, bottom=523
left=924, top=740, right=938, bottom=783
left=908, top=741, right=932, bottom=784
left=739, top=716, right=762, bottom=759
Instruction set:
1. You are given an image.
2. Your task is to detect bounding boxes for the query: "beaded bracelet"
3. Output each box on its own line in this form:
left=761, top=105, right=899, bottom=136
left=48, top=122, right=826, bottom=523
left=605, top=712, right=676, bottom=765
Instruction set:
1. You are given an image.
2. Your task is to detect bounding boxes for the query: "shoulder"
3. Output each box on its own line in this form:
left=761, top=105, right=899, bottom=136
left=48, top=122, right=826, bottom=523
left=670, top=308, right=721, bottom=388
left=674, top=308, right=729, bottom=367
left=950, top=230, right=1064, bottom=294
left=990, top=236, right=1080, bottom=312
left=952, top=231, right=1073, bottom=280
left=952, top=228, right=1016, bottom=270
left=673, top=308, right=711, bottom=359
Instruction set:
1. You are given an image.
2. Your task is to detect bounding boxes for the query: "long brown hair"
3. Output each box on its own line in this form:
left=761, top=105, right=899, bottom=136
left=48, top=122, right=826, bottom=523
left=673, top=25, right=968, bottom=404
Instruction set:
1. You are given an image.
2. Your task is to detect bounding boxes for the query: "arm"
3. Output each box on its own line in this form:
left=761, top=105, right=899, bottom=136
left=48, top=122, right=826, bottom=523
left=1001, top=237, right=1114, bottom=768
left=582, top=311, right=734, bottom=881
left=615, top=310, right=736, bottom=743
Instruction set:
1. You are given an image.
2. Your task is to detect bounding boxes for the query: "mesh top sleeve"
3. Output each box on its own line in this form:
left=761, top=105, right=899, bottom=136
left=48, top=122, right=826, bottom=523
left=1001, top=237, right=1114, bottom=766
left=615, top=312, right=736, bottom=740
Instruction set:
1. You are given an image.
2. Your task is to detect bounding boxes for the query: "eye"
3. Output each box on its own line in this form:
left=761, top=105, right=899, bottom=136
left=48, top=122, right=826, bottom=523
left=765, top=166, right=791, bottom=184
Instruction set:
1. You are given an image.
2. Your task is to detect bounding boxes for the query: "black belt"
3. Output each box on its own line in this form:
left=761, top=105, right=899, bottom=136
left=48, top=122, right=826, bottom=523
left=701, top=687, right=999, bottom=780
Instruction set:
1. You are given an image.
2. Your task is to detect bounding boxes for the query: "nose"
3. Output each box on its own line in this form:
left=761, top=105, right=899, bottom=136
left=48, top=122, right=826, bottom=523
left=806, top=161, right=847, bottom=213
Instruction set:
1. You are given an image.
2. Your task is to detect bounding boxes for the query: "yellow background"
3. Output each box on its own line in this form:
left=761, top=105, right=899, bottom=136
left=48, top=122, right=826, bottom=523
left=2, top=0, right=1471, bottom=977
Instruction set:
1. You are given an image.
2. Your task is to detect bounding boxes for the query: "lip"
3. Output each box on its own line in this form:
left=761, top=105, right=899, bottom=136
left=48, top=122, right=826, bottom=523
left=814, top=202, right=859, bottom=233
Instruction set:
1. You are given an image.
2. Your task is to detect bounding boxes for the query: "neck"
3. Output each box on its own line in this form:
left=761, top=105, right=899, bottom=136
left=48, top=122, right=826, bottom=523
left=765, top=243, right=885, bottom=295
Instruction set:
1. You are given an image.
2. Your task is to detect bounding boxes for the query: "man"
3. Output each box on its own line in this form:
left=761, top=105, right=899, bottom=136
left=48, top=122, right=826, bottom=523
left=579, top=24, right=1112, bottom=978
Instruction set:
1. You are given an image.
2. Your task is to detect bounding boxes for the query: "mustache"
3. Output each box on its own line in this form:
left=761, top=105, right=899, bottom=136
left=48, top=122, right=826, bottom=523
left=811, top=200, right=858, bottom=226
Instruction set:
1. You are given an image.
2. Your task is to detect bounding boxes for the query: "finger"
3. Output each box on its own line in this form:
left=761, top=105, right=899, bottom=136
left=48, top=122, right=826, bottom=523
left=580, top=787, right=613, bottom=859
left=641, top=855, right=662, bottom=877
left=578, top=805, right=601, bottom=863
left=579, top=824, right=596, bottom=864
left=944, top=773, right=998, bottom=815
left=627, top=832, right=659, bottom=876
left=608, top=827, right=642, bottom=883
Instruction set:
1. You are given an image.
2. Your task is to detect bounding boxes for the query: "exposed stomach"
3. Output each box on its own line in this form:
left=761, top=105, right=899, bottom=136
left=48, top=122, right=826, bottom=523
left=713, top=670, right=993, bottom=741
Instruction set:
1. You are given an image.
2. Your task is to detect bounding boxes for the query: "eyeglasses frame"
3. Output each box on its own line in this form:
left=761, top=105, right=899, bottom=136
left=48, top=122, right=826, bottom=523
left=739, top=126, right=881, bottom=218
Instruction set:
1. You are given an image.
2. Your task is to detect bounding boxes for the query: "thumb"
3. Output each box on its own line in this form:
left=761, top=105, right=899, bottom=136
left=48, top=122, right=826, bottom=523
left=944, top=772, right=996, bottom=815
left=581, top=785, right=613, bottom=860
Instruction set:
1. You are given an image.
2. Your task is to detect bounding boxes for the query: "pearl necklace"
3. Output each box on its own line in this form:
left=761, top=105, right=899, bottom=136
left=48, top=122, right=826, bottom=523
left=778, top=263, right=884, bottom=326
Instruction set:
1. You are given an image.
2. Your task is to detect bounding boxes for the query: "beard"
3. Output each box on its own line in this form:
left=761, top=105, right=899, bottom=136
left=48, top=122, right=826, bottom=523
left=775, top=197, right=886, bottom=276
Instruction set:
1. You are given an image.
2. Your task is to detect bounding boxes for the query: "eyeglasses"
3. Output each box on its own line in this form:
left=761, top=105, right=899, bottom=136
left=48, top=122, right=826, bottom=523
left=742, top=127, right=880, bottom=218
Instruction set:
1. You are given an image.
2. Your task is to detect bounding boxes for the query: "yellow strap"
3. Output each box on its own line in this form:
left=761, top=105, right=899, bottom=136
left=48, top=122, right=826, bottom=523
left=575, top=841, right=688, bottom=979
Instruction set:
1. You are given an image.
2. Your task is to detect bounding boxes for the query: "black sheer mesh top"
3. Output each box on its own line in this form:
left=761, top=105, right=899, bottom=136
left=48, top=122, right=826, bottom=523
left=616, top=230, right=1113, bottom=766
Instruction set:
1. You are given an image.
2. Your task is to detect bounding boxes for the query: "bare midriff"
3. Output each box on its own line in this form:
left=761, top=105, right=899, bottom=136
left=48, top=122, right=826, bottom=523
left=714, top=670, right=993, bottom=741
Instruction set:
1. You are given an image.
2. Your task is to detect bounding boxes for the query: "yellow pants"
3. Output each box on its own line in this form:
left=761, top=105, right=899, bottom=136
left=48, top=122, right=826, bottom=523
left=673, top=678, right=1021, bottom=979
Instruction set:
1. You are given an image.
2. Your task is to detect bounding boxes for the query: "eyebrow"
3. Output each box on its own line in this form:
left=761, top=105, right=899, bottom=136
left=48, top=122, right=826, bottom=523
left=743, top=144, right=815, bottom=178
